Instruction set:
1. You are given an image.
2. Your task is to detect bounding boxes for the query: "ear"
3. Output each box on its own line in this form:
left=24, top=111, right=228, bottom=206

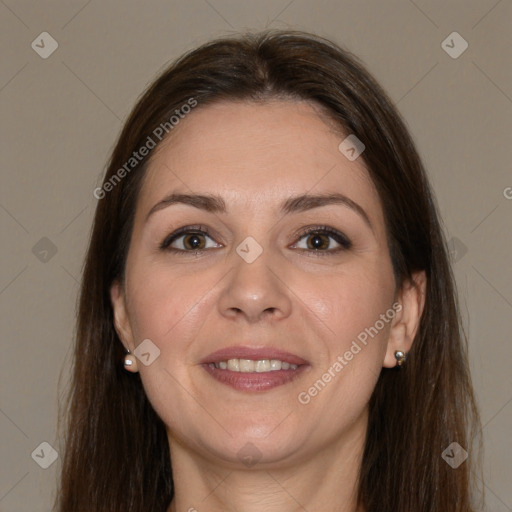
left=383, top=270, right=427, bottom=368
left=110, top=279, right=136, bottom=356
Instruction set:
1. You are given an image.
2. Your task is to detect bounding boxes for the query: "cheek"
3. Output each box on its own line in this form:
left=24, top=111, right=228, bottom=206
left=124, top=266, right=217, bottom=428
left=303, top=262, right=395, bottom=348
left=339, top=280, right=393, bottom=344
left=296, top=267, right=394, bottom=421
left=126, top=261, right=216, bottom=348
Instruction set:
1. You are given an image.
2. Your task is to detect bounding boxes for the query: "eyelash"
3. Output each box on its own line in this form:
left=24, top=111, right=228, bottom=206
left=159, top=224, right=352, bottom=257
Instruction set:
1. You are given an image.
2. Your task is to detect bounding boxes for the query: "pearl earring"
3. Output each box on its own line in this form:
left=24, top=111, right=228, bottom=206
left=394, top=350, right=407, bottom=367
left=123, top=351, right=138, bottom=372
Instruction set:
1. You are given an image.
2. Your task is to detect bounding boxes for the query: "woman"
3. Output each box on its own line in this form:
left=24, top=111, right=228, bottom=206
left=55, top=30, right=482, bottom=511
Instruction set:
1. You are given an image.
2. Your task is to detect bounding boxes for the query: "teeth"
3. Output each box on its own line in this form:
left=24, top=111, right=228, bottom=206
left=270, top=359, right=281, bottom=370
left=227, top=359, right=239, bottom=371
left=239, top=359, right=255, bottom=372
left=211, top=358, right=300, bottom=372
left=255, top=359, right=271, bottom=372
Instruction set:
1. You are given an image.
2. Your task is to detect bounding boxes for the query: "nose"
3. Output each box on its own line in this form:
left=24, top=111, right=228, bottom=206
left=216, top=248, right=293, bottom=324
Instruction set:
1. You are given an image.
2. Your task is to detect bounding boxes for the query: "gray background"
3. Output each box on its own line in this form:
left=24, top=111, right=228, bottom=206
left=0, top=1, right=511, bottom=510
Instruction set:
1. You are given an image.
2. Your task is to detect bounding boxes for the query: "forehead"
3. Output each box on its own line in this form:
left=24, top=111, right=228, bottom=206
left=137, top=99, right=383, bottom=225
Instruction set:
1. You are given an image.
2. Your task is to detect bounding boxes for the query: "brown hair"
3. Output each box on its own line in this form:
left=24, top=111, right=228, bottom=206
left=55, top=29, right=482, bottom=511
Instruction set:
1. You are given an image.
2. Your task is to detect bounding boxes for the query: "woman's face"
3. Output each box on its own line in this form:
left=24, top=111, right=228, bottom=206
left=111, top=99, right=411, bottom=468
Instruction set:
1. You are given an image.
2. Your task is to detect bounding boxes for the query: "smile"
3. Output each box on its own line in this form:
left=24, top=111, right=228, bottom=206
left=202, top=360, right=309, bottom=392
left=208, top=358, right=299, bottom=372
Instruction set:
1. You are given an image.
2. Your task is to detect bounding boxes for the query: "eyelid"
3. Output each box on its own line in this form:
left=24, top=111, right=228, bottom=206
left=159, top=224, right=220, bottom=252
left=289, top=225, right=352, bottom=252
left=160, top=224, right=352, bottom=255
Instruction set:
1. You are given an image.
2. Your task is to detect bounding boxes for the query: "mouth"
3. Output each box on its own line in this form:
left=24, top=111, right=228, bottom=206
left=200, top=346, right=310, bottom=392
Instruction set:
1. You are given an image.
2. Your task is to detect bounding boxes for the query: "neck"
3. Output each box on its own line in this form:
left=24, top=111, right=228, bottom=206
left=166, top=414, right=367, bottom=512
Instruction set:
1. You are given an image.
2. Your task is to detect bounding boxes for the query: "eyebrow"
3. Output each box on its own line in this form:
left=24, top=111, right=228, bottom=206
left=145, top=192, right=373, bottom=231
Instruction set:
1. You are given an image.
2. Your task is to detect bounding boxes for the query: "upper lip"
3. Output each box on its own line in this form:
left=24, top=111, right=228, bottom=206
left=201, top=346, right=309, bottom=365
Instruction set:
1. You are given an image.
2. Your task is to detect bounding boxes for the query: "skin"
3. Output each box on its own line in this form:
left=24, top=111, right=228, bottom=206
left=110, top=99, right=426, bottom=512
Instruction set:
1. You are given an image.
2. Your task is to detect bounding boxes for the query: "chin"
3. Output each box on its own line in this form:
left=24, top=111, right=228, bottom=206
left=200, top=426, right=305, bottom=469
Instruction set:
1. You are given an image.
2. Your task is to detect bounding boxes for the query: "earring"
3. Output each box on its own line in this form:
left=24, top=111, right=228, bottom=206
left=123, top=350, right=139, bottom=372
left=394, top=350, right=407, bottom=367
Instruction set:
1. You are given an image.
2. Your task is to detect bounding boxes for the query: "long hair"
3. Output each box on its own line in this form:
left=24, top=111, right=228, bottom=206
left=55, top=29, right=482, bottom=511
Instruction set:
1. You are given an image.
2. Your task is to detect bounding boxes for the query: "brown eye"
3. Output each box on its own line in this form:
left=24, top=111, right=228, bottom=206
left=181, top=233, right=207, bottom=250
left=160, top=226, right=221, bottom=254
left=305, top=233, right=330, bottom=250
left=292, top=226, right=352, bottom=255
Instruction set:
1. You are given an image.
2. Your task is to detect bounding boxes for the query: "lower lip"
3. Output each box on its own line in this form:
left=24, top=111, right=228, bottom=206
left=202, top=363, right=310, bottom=391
